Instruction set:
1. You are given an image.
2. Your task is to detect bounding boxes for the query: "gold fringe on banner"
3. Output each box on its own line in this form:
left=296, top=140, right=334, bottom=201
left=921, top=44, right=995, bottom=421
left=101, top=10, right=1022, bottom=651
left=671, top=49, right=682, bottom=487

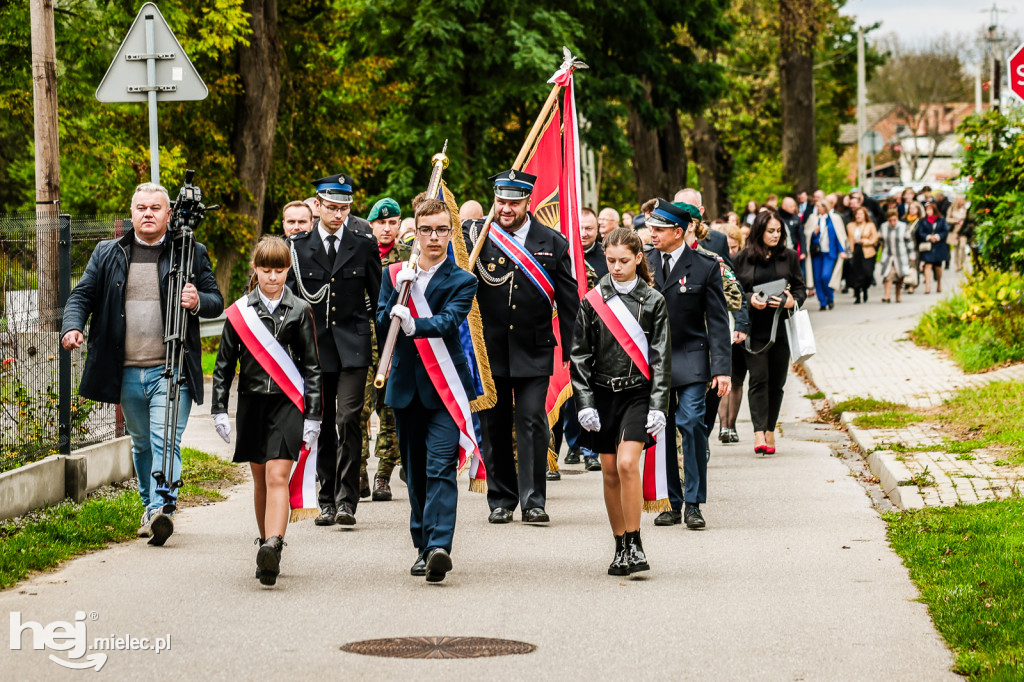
left=288, top=507, right=319, bottom=523
left=468, top=477, right=487, bottom=494
left=643, top=498, right=672, bottom=514
left=443, top=180, right=497, bottom=412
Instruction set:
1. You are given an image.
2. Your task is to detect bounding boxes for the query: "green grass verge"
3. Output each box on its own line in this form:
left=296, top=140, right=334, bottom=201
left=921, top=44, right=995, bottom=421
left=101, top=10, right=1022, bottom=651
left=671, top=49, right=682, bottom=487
left=938, top=380, right=1024, bottom=465
left=202, top=350, right=217, bottom=376
left=0, top=448, right=241, bottom=590
left=887, top=500, right=1024, bottom=679
left=853, top=411, right=925, bottom=429
left=803, top=391, right=825, bottom=400
left=833, top=397, right=906, bottom=413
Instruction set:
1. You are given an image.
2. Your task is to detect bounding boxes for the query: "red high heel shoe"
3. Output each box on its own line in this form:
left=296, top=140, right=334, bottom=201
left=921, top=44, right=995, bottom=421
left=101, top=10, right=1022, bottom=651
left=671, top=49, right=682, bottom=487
left=764, top=446, right=776, bottom=455
left=754, top=445, right=767, bottom=454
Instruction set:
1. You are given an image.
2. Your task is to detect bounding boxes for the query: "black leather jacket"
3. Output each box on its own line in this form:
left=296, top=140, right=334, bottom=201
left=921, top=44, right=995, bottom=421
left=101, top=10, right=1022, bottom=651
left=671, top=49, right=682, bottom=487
left=570, top=276, right=671, bottom=416
left=211, top=287, right=322, bottom=419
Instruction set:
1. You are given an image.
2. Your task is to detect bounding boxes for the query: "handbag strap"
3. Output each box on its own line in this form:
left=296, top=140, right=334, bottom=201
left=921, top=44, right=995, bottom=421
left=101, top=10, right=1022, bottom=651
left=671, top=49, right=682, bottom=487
left=744, top=303, right=785, bottom=355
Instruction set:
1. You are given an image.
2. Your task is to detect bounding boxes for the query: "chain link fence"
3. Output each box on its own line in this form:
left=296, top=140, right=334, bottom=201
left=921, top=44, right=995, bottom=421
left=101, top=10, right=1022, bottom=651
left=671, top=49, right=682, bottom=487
left=1, top=212, right=131, bottom=473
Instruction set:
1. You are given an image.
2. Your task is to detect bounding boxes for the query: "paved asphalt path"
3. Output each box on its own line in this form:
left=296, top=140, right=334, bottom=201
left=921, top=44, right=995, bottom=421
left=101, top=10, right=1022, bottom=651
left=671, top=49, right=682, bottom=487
left=3, top=380, right=955, bottom=679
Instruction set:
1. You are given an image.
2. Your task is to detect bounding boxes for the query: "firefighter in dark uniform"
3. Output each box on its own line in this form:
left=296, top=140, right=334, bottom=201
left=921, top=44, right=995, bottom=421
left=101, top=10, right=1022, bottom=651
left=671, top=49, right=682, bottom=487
left=463, top=170, right=579, bottom=524
left=287, top=173, right=382, bottom=527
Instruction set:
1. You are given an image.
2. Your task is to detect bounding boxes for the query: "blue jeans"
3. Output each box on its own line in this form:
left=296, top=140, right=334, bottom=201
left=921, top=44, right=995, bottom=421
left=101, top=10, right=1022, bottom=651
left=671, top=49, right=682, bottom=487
left=812, top=255, right=837, bottom=307
left=666, top=382, right=709, bottom=509
left=120, top=366, right=192, bottom=513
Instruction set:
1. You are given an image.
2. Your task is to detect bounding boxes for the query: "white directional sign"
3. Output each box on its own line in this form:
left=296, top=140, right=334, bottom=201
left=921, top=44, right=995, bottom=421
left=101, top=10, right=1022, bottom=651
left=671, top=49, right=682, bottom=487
left=95, top=3, right=208, bottom=103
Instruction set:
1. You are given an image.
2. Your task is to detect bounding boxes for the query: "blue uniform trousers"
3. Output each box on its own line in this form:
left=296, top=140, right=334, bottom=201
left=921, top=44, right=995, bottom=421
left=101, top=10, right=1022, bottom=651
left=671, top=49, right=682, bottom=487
left=666, top=382, right=710, bottom=509
left=812, top=255, right=837, bottom=307
left=395, top=395, right=460, bottom=555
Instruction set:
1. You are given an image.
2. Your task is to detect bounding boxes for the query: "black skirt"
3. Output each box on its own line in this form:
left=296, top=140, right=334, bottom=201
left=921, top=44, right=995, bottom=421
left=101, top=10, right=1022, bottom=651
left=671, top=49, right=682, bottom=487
left=580, top=386, right=655, bottom=455
left=233, top=393, right=302, bottom=464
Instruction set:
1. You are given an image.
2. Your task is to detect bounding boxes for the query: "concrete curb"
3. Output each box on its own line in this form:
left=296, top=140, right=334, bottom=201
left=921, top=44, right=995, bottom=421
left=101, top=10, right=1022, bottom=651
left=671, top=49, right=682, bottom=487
left=841, top=412, right=924, bottom=511
left=0, top=436, right=134, bottom=521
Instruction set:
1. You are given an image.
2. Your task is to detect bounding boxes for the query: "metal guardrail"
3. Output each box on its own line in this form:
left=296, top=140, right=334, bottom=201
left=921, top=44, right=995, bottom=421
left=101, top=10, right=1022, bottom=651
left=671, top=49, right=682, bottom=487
left=200, top=313, right=225, bottom=338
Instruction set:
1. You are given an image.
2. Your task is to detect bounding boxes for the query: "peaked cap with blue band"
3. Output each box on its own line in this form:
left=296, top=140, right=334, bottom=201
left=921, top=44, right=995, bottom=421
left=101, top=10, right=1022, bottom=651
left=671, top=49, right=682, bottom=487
left=489, top=169, right=537, bottom=200
left=311, top=173, right=354, bottom=204
left=645, top=198, right=693, bottom=229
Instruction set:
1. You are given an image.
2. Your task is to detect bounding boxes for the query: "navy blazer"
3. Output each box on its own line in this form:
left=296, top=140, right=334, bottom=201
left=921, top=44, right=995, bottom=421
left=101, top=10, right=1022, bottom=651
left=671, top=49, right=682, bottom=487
left=376, top=258, right=478, bottom=410
left=647, top=245, right=732, bottom=387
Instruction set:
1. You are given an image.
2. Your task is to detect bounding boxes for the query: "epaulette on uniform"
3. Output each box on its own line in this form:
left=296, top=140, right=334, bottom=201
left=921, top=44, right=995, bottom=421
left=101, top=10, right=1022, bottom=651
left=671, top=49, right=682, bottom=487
left=288, top=230, right=313, bottom=243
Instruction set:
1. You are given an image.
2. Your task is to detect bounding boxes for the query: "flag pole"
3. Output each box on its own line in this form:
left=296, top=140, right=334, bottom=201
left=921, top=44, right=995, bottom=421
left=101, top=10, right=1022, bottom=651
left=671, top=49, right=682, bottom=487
left=466, top=82, right=563, bottom=268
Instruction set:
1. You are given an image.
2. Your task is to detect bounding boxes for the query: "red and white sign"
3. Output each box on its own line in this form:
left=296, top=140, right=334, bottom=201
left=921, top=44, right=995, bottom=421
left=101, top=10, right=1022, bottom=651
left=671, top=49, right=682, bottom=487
left=1010, top=42, right=1024, bottom=103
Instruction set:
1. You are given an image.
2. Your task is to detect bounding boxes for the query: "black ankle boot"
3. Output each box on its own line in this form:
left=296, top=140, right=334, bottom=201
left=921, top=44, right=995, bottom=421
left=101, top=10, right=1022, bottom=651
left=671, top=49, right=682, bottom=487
left=625, top=530, right=649, bottom=574
left=254, top=537, right=265, bottom=579
left=608, top=534, right=629, bottom=576
left=257, top=536, right=284, bottom=586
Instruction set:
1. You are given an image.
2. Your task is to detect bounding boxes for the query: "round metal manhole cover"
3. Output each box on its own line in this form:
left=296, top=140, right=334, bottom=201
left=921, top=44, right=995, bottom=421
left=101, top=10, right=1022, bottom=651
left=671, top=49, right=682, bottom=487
left=557, top=469, right=586, bottom=475
left=341, top=636, right=535, bottom=659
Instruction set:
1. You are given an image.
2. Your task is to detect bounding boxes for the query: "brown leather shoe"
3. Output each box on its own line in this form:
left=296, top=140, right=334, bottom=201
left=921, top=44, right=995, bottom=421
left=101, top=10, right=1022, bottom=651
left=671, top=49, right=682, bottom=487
left=371, top=475, right=393, bottom=501
left=359, top=471, right=371, bottom=499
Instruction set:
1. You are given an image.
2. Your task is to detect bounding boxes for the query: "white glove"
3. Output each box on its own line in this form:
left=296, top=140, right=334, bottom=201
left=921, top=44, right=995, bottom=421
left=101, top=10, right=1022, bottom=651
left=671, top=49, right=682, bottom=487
left=578, top=407, right=602, bottom=432
left=213, top=413, right=231, bottom=443
left=390, top=304, right=416, bottom=335
left=395, top=265, right=417, bottom=286
left=646, top=410, right=666, bottom=436
left=302, top=419, right=321, bottom=450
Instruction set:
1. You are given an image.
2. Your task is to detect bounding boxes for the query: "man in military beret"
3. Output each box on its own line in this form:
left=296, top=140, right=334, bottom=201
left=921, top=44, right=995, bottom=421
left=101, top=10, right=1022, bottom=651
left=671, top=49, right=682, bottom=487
left=646, top=199, right=731, bottom=531
left=464, top=169, right=580, bottom=524
left=288, top=173, right=382, bottom=527
left=358, top=197, right=410, bottom=501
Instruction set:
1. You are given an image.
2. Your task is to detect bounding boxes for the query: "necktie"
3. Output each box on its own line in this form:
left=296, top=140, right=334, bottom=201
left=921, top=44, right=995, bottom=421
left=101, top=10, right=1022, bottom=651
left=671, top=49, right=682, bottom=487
left=326, top=235, right=338, bottom=263
left=662, top=253, right=672, bottom=281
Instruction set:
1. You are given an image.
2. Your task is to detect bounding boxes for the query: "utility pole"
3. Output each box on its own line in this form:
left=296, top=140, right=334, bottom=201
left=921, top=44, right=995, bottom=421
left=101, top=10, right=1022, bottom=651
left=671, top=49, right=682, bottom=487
left=30, top=0, right=61, bottom=333
left=856, top=27, right=866, bottom=190
left=975, top=70, right=983, bottom=113
left=983, top=3, right=1009, bottom=112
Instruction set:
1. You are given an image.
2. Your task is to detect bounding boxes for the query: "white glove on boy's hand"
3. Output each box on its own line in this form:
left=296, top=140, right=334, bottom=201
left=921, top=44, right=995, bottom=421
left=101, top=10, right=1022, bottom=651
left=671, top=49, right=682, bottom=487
left=578, top=407, right=602, bottom=432
left=213, top=413, right=231, bottom=444
left=395, top=266, right=417, bottom=286
left=390, top=304, right=416, bottom=335
left=646, top=410, right=667, bottom=436
left=302, top=419, right=321, bottom=450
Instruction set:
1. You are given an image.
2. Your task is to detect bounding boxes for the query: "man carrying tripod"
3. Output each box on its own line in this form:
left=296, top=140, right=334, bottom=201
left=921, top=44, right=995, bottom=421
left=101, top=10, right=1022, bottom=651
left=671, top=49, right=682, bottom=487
left=61, top=181, right=223, bottom=546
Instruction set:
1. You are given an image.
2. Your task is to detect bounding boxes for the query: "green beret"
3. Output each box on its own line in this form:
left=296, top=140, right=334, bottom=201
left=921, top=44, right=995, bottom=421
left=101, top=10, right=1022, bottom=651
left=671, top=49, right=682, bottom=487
left=368, top=197, right=401, bottom=222
left=673, top=201, right=702, bottom=223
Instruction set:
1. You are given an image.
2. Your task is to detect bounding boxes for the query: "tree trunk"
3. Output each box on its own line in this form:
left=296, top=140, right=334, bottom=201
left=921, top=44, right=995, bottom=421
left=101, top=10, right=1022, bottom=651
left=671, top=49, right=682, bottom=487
left=31, top=0, right=60, bottom=331
left=779, top=0, right=818, bottom=195
left=626, top=80, right=687, bottom=204
left=691, top=114, right=732, bottom=219
left=214, top=0, right=282, bottom=295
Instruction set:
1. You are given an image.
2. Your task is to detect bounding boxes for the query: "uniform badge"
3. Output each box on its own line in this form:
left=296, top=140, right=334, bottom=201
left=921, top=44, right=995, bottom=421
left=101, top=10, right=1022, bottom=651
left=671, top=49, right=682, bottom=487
left=508, top=170, right=516, bottom=181
left=498, top=256, right=506, bottom=265
left=487, top=263, right=496, bottom=272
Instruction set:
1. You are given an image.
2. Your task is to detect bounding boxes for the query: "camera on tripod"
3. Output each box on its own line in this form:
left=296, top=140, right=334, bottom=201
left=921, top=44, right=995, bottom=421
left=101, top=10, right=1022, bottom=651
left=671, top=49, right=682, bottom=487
left=169, top=169, right=218, bottom=235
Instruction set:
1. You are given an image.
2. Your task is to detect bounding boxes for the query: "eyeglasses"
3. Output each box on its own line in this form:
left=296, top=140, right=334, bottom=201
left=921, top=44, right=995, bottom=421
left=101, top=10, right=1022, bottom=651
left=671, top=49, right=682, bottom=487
left=320, top=203, right=350, bottom=215
left=416, top=226, right=451, bottom=236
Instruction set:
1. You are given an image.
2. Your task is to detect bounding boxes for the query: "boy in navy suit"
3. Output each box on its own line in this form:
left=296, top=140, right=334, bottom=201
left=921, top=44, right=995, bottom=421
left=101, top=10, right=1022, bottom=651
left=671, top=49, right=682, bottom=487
left=377, top=198, right=479, bottom=583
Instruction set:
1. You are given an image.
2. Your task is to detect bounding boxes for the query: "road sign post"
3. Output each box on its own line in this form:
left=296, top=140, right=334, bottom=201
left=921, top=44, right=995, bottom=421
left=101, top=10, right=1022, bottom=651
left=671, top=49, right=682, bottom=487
left=95, top=3, right=208, bottom=184
left=1009, top=42, right=1024, bottom=104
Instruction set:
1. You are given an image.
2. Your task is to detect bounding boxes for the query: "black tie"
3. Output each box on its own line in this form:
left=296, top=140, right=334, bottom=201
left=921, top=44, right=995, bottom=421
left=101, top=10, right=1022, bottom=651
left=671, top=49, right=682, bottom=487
left=326, top=235, right=338, bottom=263
left=662, top=253, right=672, bottom=282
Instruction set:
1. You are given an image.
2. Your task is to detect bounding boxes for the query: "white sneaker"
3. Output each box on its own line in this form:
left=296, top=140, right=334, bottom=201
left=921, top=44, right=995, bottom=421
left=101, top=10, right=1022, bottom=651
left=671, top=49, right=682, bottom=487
left=137, top=510, right=154, bottom=538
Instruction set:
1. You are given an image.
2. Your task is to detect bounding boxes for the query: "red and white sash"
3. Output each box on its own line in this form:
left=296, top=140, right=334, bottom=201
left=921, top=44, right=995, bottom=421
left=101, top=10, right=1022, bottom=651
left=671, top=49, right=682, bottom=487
left=488, top=224, right=555, bottom=308
left=388, top=264, right=485, bottom=490
left=583, top=286, right=669, bottom=510
left=225, top=295, right=318, bottom=520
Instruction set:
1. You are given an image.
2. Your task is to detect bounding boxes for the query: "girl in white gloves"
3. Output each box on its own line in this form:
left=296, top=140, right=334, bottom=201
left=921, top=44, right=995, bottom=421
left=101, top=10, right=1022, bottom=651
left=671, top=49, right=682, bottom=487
left=569, top=228, right=672, bottom=576
left=210, top=237, right=322, bottom=586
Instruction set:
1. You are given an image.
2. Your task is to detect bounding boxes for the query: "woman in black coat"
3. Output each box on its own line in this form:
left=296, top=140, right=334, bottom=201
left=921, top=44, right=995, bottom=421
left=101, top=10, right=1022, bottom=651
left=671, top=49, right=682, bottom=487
left=732, top=211, right=807, bottom=456
left=916, top=202, right=949, bottom=294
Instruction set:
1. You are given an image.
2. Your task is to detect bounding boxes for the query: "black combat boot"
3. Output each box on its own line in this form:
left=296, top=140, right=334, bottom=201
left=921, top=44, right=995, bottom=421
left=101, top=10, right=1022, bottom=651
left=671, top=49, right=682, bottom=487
left=257, top=536, right=285, bottom=586
left=625, top=530, right=649, bottom=574
left=608, top=534, right=629, bottom=576
left=254, top=537, right=265, bottom=579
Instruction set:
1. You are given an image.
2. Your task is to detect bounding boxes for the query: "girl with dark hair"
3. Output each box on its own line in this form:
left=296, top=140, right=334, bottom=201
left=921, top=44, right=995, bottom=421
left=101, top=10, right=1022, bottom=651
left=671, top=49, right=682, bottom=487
left=570, top=228, right=671, bottom=576
left=211, top=236, right=323, bottom=586
left=733, top=212, right=807, bottom=456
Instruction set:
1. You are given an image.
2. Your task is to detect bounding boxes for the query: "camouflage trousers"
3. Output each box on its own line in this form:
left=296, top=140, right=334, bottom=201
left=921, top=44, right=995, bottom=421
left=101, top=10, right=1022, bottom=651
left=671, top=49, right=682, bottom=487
left=360, top=344, right=400, bottom=480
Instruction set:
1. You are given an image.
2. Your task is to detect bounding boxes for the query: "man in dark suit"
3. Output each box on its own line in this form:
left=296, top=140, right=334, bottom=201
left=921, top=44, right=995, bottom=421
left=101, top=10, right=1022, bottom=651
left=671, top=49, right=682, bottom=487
left=378, top=198, right=478, bottom=583
left=646, top=199, right=731, bottom=530
left=581, top=206, right=608, bottom=279
left=464, top=169, right=580, bottom=524
left=288, top=173, right=382, bottom=527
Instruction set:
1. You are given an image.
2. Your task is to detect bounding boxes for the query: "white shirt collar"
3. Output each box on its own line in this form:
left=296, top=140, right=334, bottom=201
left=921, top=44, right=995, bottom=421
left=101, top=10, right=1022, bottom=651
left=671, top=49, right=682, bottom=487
left=257, top=287, right=282, bottom=314
left=611, top=277, right=639, bottom=294
left=661, top=241, right=687, bottom=271
left=416, top=257, right=446, bottom=287
left=134, top=232, right=166, bottom=246
left=318, top=221, right=346, bottom=248
left=507, top=216, right=532, bottom=244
